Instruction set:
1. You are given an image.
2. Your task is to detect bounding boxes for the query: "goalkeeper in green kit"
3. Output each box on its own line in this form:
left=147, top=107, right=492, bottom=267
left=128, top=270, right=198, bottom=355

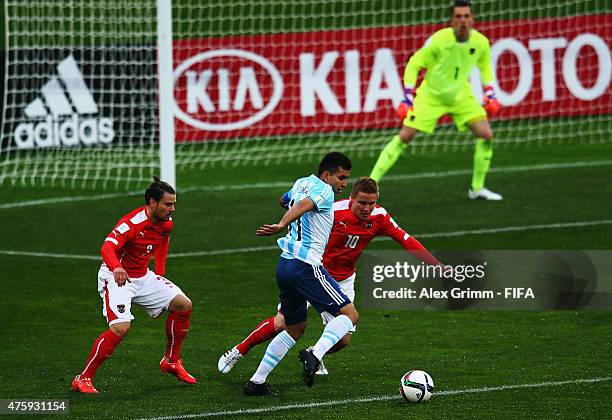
left=370, top=0, right=503, bottom=200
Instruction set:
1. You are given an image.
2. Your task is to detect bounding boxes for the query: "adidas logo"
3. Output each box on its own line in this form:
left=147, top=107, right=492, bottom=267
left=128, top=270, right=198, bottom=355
left=13, top=54, right=115, bottom=149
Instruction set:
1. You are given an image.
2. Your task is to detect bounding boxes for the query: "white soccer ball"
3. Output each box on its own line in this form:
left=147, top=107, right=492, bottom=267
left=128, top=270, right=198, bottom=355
left=399, top=370, right=434, bottom=403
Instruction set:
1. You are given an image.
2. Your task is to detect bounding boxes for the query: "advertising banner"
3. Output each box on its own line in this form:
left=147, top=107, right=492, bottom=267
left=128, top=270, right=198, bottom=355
left=173, top=15, right=611, bottom=141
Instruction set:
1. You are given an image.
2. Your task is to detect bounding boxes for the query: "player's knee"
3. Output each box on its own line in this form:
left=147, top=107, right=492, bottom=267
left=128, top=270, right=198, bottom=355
left=110, top=322, right=131, bottom=338
left=274, top=313, right=286, bottom=332
left=480, top=129, right=493, bottom=141
left=473, top=124, right=493, bottom=140
left=339, top=304, right=359, bottom=325
left=399, top=128, right=416, bottom=144
left=169, top=294, right=192, bottom=312
left=181, top=297, right=193, bottom=311
left=398, top=133, right=410, bottom=144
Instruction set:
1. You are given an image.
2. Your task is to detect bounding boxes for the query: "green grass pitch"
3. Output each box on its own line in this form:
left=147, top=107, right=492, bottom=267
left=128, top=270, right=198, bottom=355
left=1, top=1, right=611, bottom=417
left=1, top=141, right=611, bottom=419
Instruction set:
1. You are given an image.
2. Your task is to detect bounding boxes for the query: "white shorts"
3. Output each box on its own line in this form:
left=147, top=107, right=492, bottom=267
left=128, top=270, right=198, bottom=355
left=98, top=266, right=183, bottom=326
left=277, top=273, right=356, bottom=332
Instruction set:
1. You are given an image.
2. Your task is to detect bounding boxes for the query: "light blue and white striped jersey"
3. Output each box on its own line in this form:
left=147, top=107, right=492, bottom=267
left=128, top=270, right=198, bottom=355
left=278, top=174, right=334, bottom=265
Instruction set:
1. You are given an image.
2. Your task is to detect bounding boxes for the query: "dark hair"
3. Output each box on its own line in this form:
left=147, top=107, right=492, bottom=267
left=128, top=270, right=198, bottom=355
left=317, top=152, right=352, bottom=176
left=351, top=177, right=379, bottom=197
left=451, top=0, right=472, bottom=15
left=145, top=176, right=175, bottom=205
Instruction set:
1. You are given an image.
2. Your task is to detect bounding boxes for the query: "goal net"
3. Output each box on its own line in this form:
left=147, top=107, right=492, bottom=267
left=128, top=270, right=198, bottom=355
left=1, top=1, right=159, bottom=188
left=1, top=1, right=610, bottom=188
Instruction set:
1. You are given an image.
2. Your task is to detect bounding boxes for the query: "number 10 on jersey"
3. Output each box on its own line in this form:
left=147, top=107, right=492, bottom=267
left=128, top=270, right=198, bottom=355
left=345, top=235, right=359, bottom=248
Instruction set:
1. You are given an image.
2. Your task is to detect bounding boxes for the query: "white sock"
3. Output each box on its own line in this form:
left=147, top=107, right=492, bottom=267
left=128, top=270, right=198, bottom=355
left=250, top=330, right=295, bottom=384
left=312, top=314, right=353, bottom=360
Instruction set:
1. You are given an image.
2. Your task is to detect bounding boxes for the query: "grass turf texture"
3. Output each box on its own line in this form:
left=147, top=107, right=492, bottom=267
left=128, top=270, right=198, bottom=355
left=1, top=141, right=611, bottom=418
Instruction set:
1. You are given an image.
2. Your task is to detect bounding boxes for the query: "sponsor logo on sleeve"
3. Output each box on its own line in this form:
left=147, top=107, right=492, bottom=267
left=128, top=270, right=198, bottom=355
left=116, top=223, right=130, bottom=234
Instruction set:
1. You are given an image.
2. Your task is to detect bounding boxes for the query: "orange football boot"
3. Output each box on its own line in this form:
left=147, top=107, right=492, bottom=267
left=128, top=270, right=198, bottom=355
left=71, top=375, right=99, bottom=394
left=159, top=358, right=197, bottom=384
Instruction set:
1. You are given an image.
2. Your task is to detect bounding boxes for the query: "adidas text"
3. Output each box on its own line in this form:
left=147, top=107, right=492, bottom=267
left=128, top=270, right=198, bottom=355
left=13, top=54, right=115, bottom=149
left=14, top=115, right=115, bottom=149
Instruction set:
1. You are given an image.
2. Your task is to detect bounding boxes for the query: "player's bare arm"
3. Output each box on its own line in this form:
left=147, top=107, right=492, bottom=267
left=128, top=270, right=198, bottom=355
left=256, top=197, right=315, bottom=236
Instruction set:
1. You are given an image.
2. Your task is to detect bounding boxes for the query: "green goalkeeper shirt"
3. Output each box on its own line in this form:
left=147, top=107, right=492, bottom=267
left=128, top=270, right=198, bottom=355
left=404, top=27, right=494, bottom=104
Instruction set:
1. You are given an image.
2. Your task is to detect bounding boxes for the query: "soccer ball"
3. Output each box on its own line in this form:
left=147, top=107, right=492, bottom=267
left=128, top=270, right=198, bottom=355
left=399, top=370, right=434, bottom=403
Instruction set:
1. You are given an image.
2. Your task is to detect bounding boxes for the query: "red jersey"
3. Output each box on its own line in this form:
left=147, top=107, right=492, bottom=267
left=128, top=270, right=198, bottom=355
left=323, top=199, right=439, bottom=281
left=100, top=206, right=172, bottom=278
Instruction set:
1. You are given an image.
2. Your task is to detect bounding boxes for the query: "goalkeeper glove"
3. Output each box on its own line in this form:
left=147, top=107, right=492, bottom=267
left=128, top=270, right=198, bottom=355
left=397, top=86, right=416, bottom=120
left=483, top=84, right=501, bottom=116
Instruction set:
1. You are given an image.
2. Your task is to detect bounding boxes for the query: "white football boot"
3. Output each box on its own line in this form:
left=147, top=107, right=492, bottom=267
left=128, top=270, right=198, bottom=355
left=218, top=346, right=242, bottom=374
left=315, top=358, right=329, bottom=376
left=468, top=187, right=503, bottom=201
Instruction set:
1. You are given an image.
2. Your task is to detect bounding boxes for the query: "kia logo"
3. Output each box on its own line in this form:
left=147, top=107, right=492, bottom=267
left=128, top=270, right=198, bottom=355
left=173, top=49, right=284, bottom=131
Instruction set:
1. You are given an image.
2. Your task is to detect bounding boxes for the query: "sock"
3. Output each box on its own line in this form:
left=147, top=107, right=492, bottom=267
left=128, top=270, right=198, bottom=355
left=370, top=135, right=407, bottom=182
left=236, top=316, right=279, bottom=356
left=471, top=138, right=493, bottom=191
left=312, top=315, right=353, bottom=361
left=80, top=329, right=123, bottom=379
left=250, top=330, right=295, bottom=384
left=165, top=310, right=191, bottom=362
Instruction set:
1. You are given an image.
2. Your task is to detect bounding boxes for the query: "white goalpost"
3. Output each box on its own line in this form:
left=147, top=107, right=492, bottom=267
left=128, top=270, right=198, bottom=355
left=157, top=0, right=176, bottom=188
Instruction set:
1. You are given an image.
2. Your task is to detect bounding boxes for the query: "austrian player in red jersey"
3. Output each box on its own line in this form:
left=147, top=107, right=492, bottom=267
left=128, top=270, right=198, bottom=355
left=71, top=177, right=196, bottom=394
left=218, top=177, right=441, bottom=375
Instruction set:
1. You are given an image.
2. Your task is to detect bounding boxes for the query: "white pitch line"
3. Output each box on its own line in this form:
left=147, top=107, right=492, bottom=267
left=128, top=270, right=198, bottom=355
left=136, top=376, right=612, bottom=420
left=384, top=158, right=612, bottom=182
left=413, top=219, right=612, bottom=239
left=1, top=159, right=610, bottom=210
left=1, top=219, right=611, bottom=261
left=171, top=245, right=278, bottom=257
left=0, top=249, right=100, bottom=260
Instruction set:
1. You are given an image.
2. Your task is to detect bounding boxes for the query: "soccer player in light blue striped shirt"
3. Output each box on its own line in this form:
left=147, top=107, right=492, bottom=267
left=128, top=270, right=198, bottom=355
left=244, top=152, right=360, bottom=395
left=277, top=174, right=335, bottom=265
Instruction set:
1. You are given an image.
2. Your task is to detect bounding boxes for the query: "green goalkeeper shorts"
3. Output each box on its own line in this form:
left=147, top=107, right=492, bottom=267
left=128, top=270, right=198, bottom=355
left=404, top=89, right=487, bottom=134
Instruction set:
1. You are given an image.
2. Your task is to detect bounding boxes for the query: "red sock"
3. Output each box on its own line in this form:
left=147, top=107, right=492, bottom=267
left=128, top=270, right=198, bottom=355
left=165, top=310, right=191, bottom=362
left=80, top=329, right=122, bottom=379
left=236, top=316, right=279, bottom=355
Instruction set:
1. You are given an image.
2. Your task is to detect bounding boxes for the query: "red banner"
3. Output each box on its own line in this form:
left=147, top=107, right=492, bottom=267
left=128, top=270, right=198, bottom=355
left=172, top=15, right=611, bottom=141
